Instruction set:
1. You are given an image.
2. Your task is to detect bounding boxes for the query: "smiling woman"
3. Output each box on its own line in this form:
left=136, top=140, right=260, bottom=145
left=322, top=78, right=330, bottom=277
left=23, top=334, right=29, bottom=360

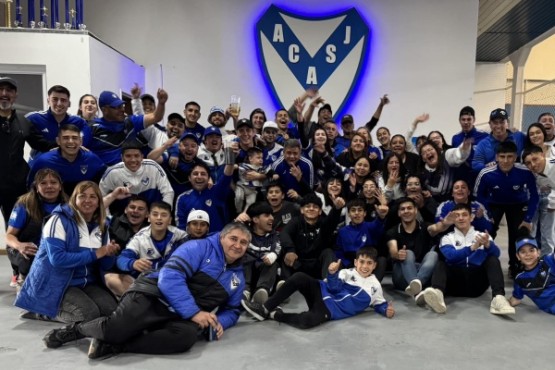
left=15, top=181, right=120, bottom=323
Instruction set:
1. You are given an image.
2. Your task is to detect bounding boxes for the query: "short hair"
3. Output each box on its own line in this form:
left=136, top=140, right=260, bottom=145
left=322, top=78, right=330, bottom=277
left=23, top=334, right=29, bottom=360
left=356, top=246, right=378, bottom=262
left=250, top=108, right=267, bottom=122
left=247, top=146, right=263, bottom=158
left=220, top=222, right=252, bottom=243
left=121, top=140, right=145, bottom=154
left=522, top=145, right=544, bottom=161
left=188, top=161, right=211, bottom=177
left=452, top=202, right=472, bottom=214
left=538, top=112, right=554, bottom=121
left=299, top=192, right=322, bottom=208
left=247, top=201, right=274, bottom=219
left=266, top=181, right=285, bottom=193
left=496, top=141, right=517, bottom=154
left=397, top=197, right=417, bottom=208
left=48, top=85, right=70, bottom=97
left=346, top=198, right=366, bottom=211
left=149, top=201, right=171, bottom=214
left=127, top=195, right=149, bottom=209
left=58, top=124, right=81, bottom=135
left=185, top=101, right=200, bottom=110
left=274, top=108, right=288, bottom=117
left=283, top=138, right=301, bottom=150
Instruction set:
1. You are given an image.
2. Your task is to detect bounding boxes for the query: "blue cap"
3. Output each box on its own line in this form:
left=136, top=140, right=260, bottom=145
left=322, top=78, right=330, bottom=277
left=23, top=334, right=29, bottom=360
left=204, top=126, right=222, bottom=138
left=99, top=91, right=125, bottom=108
left=515, top=237, right=539, bottom=252
left=180, top=132, right=199, bottom=143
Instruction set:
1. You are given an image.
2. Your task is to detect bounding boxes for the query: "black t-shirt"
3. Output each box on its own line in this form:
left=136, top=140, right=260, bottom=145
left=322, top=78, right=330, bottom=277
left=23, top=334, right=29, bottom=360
left=385, top=221, right=434, bottom=262
left=272, top=201, right=300, bottom=233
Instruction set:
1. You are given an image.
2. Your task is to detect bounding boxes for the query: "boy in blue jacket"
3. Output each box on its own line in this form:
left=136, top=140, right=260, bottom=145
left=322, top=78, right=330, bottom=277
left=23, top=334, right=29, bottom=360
left=242, top=246, right=395, bottom=329
left=420, top=203, right=515, bottom=315
left=510, top=236, right=555, bottom=314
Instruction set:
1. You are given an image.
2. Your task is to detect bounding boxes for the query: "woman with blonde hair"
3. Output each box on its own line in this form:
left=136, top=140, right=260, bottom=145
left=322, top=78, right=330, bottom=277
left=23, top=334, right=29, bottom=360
left=15, top=181, right=120, bottom=323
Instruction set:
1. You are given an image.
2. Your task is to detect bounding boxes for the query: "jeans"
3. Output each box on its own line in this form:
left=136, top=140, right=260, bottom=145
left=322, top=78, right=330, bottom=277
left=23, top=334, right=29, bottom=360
left=531, top=191, right=555, bottom=256
left=56, top=285, right=118, bottom=324
left=392, top=250, right=438, bottom=290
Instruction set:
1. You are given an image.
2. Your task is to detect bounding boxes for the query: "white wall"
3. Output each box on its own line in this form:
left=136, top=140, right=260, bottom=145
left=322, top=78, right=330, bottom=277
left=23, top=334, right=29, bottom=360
left=473, top=62, right=507, bottom=130
left=85, top=0, right=479, bottom=139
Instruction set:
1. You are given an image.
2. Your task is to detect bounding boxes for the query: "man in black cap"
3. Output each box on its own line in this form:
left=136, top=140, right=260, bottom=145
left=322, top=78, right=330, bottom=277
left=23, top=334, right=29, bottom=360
left=0, top=76, right=31, bottom=225
left=472, top=108, right=526, bottom=173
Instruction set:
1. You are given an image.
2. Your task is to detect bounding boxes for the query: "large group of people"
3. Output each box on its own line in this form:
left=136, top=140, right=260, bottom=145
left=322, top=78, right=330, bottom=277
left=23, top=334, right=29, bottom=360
left=1, top=74, right=554, bottom=359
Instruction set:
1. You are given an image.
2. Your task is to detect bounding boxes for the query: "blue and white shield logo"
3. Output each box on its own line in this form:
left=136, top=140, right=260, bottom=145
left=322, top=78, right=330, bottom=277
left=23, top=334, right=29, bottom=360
left=256, top=5, right=370, bottom=117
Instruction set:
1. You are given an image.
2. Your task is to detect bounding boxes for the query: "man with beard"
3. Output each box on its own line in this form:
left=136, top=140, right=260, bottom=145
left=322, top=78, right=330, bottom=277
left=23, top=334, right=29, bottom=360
left=89, top=89, right=167, bottom=166
left=0, top=76, right=31, bottom=225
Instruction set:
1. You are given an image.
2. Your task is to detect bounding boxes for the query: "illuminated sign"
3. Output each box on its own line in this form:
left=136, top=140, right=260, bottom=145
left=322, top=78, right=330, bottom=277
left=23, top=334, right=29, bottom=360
left=256, top=4, right=370, bottom=118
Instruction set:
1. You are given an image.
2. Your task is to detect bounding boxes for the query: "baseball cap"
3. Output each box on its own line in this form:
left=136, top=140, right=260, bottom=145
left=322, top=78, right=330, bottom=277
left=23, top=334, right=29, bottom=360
left=318, top=103, right=332, bottom=116
left=187, top=210, right=210, bottom=225
left=0, top=76, right=18, bottom=91
left=203, top=126, right=222, bottom=138
left=208, top=106, right=225, bottom=121
left=341, top=114, right=354, bottom=125
left=180, top=132, right=199, bottom=143
left=236, top=118, right=253, bottom=130
left=262, top=121, right=278, bottom=131
left=490, top=108, right=508, bottom=121
left=515, top=237, right=539, bottom=252
left=167, top=112, right=185, bottom=123
left=99, top=91, right=125, bottom=108
left=459, top=106, right=475, bottom=118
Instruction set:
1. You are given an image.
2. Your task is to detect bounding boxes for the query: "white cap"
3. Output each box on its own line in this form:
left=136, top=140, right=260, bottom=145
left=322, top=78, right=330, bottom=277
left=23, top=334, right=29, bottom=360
left=262, top=121, right=278, bottom=131
left=187, top=210, right=210, bottom=224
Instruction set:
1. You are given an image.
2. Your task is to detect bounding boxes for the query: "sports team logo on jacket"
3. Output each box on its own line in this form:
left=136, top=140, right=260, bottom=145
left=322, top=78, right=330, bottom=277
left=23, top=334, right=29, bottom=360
left=256, top=5, right=370, bottom=118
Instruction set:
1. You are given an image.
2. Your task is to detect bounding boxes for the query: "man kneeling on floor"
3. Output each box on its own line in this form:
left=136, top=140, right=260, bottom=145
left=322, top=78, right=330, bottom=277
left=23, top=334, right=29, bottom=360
left=242, top=246, right=395, bottom=329
left=43, top=222, right=250, bottom=359
left=420, top=203, right=515, bottom=315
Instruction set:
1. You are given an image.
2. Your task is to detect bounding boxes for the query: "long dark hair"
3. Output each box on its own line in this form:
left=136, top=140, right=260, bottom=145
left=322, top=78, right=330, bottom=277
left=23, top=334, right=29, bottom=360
left=17, top=168, right=67, bottom=223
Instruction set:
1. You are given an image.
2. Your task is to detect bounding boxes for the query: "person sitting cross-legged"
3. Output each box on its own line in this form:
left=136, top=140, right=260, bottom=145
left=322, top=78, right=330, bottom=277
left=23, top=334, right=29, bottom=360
left=421, top=203, right=515, bottom=315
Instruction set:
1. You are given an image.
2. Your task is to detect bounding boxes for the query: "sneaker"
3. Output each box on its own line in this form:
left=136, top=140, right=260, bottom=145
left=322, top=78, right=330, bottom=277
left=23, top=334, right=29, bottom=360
left=490, top=295, right=515, bottom=315
left=275, top=280, right=290, bottom=303
left=405, top=279, right=422, bottom=296
left=276, top=280, right=286, bottom=291
left=88, top=338, right=121, bottom=360
left=43, top=323, right=85, bottom=349
left=423, top=287, right=447, bottom=314
left=269, top=306, right=283, bottom=320
left=241, top=300, right=269, bottom=321
left=9, top=275, right=17, bottom=288
left=414, top=291, right=426, bottom=307
left=242, top=290, right=251, bottom=302
left=252, top=288, right=269, bottom=304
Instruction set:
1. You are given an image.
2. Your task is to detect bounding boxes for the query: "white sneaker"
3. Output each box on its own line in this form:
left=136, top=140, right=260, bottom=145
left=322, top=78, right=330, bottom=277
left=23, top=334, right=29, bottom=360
left=490, top=295, right=515, bottom=315
left=405, top=279, right=422, bottom=296
left=414, top=291, right=426, bottom=307
left=423, top=287, right=447, bottom=314
left=252, top=288, right=269, bottom=304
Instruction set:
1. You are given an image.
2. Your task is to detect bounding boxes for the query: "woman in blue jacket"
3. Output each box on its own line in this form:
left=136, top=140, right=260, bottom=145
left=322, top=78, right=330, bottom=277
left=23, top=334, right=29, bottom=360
left=15, top=181, right=120, bottom=323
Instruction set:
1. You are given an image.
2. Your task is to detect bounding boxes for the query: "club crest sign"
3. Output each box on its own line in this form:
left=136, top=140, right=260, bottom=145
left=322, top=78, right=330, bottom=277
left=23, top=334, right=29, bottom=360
left=256, top=5, right=370, bottom=118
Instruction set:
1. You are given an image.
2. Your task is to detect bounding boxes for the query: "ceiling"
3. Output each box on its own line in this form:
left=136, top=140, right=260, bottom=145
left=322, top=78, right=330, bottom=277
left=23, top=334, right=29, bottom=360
left=477, top=0, right=555, bottom=62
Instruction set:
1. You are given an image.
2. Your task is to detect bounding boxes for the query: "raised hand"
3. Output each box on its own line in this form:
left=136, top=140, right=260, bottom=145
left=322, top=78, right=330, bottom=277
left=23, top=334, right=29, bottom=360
left=328, top=259, right=342, bottom=274
left=157, top=88, right=168, bottom=104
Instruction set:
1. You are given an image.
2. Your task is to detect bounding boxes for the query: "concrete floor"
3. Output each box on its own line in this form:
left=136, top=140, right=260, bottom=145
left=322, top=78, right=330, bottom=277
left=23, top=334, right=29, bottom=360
left=0, top=224, right=553, bottom=369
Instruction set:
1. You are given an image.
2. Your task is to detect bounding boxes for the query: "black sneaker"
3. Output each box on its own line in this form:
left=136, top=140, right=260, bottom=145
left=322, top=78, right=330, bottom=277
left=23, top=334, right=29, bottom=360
left=43, top=323, right=85, bottom=349
left=20, top=311, right=54, bottom=322
left=88, top=338, right=121, bottom=360
left=269, top=307, right=283, bottom=320
left=241, top=300, right=269, bottom=321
